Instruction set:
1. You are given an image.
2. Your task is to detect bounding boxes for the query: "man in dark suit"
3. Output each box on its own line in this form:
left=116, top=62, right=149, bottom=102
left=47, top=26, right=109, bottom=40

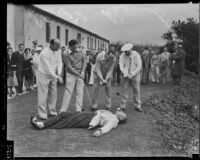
left=11, top=43, right=25, bottom=95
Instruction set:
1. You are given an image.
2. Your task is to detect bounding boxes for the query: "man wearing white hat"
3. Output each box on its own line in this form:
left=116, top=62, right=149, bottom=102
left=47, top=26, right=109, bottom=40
left=119, top=43, right=142, bottom=112
left=32, top=46, right=43, bottom=87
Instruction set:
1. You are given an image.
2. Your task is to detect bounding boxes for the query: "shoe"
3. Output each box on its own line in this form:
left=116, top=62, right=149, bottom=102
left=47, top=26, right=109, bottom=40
left=18, top=93, right=22, bottom=96
left=91, top=108, right=97, bottom=111
left=81, top=108, right=85, bottom=111
left=30, top=115, right=40, bottom=130
left=135, top=107, right=142, bottom=112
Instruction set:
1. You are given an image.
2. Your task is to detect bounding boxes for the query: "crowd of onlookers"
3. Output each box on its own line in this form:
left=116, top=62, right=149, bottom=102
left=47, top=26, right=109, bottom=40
left=7, top=40, right=185, bottom=99
left=7, top=40, right=43, bottom=98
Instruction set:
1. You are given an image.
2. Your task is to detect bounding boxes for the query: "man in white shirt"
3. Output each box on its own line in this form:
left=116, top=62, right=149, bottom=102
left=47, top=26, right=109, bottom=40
left=119, top=43, right=142, bottom=112
left=30, top=108, right=127, bottom=137
left=37, top=38, right=63, bottom=119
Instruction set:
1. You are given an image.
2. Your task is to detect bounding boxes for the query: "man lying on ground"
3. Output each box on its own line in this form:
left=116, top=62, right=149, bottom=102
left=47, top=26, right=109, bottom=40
left=30, top=108, right=127, bottom=137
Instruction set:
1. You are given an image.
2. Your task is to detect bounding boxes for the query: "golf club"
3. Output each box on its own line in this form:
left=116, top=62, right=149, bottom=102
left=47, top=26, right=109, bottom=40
left=84, top=84, right=93, bottom=106
left=65, top=86, right=84, bottom=111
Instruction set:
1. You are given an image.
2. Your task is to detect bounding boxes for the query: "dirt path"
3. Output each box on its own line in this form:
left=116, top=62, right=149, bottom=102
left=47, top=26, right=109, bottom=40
left=7, top=81, right=179, bottom=157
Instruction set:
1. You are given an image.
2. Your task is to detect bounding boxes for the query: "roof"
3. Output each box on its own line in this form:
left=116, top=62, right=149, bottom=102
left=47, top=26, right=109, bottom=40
left=25, top=5, right=110, bottom=43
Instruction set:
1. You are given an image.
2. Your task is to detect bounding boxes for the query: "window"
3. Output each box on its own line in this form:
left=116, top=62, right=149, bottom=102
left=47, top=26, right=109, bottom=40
left=57, top=26, right=60, bottom=39
left=46, top=22, right=50, bottom=42
left=87, top=37, right=90, bottom=49
left=77, top=33, right=81, bottom=44
left=65, top=29, right=68, bottom=45
left=91, top=38, right=93, bottom=50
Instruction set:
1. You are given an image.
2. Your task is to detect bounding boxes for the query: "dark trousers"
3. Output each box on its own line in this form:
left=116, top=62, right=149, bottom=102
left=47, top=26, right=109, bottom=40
left=43, top=112, right=94, bottom=129
left=85, top=63, right=91, bottom=84
left=116, top=64, right=121, bottom=84
left=16, top=69, right=24, bottom=93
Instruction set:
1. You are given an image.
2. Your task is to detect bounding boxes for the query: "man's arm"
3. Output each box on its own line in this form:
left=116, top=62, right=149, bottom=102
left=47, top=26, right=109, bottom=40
left=81, top=52, right=87, bottom=74
left=63, top=55, right=82, bottom=78
left=95, top=54, right=104, bottom=80
left=119, top=54, right=125, bottom=74
left=130, top=53, right=142, bottom=78
left=39, top=52, right=57, bottom=78
left=105, top=57, right=116, bottom=80
left=89, top=111, right=101, bottom=127
left=56, top=52, right=63, bottom=76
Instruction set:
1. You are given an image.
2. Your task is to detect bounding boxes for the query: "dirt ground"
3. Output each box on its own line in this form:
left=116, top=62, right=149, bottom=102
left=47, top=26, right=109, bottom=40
left=7, top=79, right=187, bottom=157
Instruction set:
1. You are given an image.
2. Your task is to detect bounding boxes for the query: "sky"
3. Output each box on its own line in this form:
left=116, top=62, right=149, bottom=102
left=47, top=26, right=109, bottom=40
left=35, top=3, right=199, bottom=46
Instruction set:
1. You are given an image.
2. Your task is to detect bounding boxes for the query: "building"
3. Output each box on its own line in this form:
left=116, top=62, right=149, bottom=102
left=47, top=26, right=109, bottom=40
left=7, top=4, right=110, bottom=51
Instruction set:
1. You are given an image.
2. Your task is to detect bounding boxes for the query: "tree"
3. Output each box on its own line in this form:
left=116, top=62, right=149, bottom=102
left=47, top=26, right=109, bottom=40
left=162, top=18, right=199, bottom=74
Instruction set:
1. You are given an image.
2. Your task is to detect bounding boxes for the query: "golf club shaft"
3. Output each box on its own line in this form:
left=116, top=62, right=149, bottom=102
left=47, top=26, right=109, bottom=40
left=84, top=85, right=93, bottom=106
left=65, top=86, right=82, bottom=109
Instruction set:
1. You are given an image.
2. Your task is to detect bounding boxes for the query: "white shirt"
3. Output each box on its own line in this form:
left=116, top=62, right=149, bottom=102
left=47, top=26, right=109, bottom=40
left=38, top=47, right=62, bottom=78
left=160, top=52, right=171, bottom=66
left=119, top=50, right=142, bottom=78
left=89, top=109, right=119, bottom=135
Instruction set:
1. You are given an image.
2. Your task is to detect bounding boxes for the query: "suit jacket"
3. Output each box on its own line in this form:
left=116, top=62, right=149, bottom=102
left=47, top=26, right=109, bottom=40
left=11, top=51, right=25, bottom=70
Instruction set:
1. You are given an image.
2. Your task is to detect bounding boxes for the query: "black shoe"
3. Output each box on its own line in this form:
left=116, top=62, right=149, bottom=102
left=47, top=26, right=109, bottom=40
left=81, top=108, right=85, bottom=111
left=91, top=108, right=97, bottom=111
left=135, top=107, right=142, bottom=112
left=30, top=115, right=40, bottom=130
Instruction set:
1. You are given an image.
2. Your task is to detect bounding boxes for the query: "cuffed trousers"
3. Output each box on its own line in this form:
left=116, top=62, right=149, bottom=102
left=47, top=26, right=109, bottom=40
left=37, top=71, right=58, bottom=119
left=60, top=73, right=84, bottom=112
left=120, top=74, right=141, bottom=109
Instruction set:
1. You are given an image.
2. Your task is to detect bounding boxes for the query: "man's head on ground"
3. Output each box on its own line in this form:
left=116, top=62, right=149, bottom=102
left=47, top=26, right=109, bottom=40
left=7, top=47, right=13, bottom=56
left=18, top=43, right=25, bottom=52
left=50, top=38, right=61, bottom=51
left=115, top=109, right=127, bottom=124
left=69, top=39, right=79, bottom=52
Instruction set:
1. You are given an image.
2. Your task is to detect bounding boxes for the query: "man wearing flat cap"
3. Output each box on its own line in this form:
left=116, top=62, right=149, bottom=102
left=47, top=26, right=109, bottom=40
left=119, top=43, right=142, bottom=112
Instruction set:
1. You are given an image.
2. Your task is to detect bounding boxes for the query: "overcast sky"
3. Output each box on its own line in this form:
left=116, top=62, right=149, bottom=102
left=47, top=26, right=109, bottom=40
left=35, top=4, right=199, bottom=46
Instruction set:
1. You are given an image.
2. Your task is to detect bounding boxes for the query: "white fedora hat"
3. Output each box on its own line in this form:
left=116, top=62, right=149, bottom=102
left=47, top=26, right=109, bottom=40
left=121, top=43, right=133, bottom=52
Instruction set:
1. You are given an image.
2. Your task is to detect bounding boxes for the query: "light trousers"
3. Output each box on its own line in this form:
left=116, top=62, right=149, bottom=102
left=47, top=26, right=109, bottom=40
left=151, top=65, right=160, bottom=82
left=92, top=72, right=112, bottom=109
left=120, top=74, right=141, bottom=109
left=60, top=73, right=84, bottom=112
left=37, top=71, right=58, bottom=119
